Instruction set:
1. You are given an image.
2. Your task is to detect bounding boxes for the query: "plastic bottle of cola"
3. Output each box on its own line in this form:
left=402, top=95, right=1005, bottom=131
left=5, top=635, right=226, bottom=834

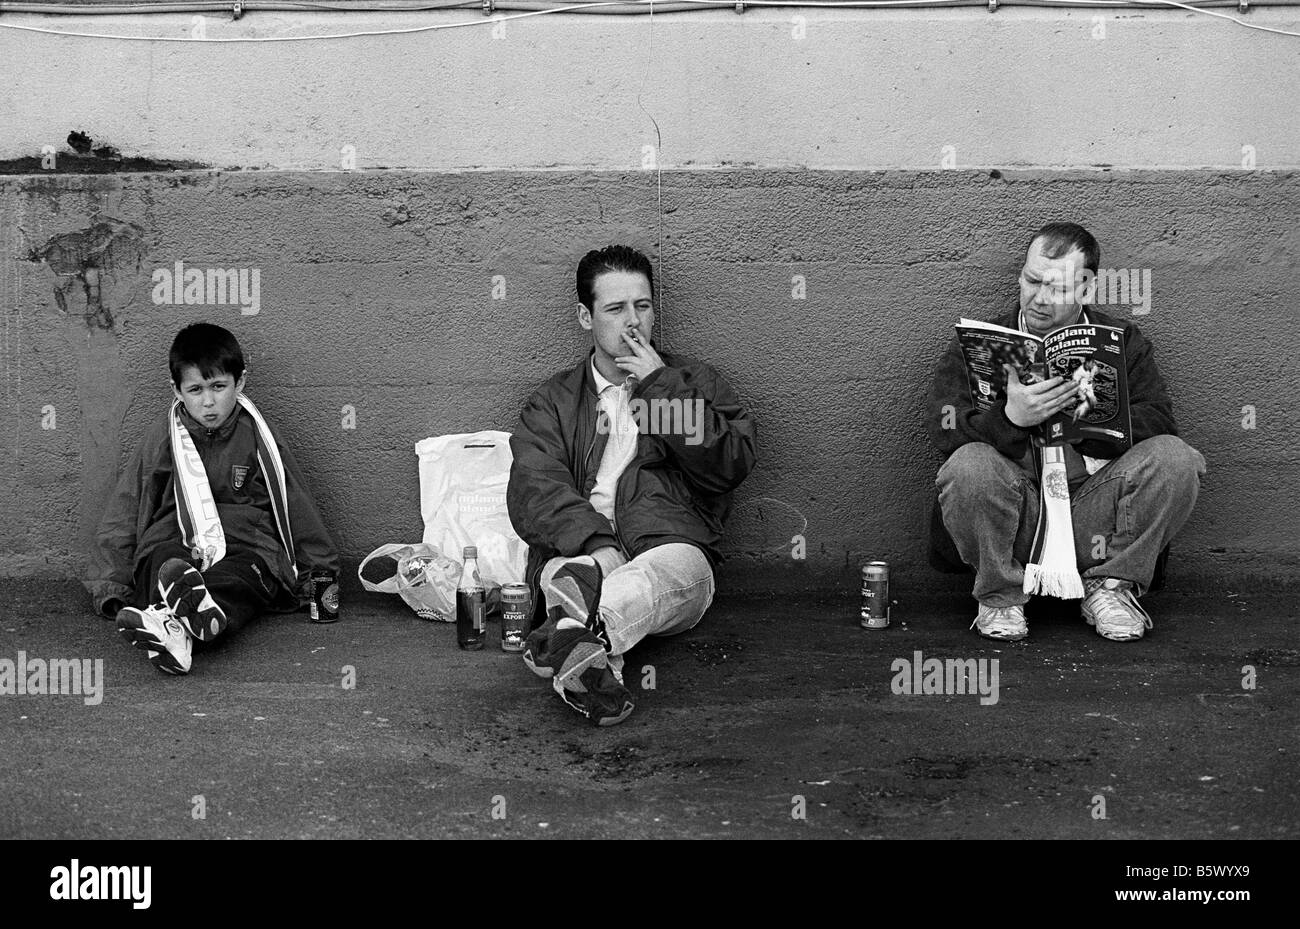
left=456, top=545, right=487, bottom=650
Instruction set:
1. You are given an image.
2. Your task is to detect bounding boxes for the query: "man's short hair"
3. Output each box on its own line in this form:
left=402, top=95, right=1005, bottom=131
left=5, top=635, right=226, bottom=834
left=576, top=245, right=655, bottom=310
left=1028, top=222, right=1100, bottom=275
left=169, top=322, right=245, bottom=386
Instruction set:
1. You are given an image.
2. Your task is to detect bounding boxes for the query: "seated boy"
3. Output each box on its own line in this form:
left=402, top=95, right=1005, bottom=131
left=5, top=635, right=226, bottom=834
left=85, top=323, right=340, bottom=675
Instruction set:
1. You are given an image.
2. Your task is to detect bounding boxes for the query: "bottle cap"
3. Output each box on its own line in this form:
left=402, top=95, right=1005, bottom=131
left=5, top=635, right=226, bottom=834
left=463, top=545, right=477, bottom=558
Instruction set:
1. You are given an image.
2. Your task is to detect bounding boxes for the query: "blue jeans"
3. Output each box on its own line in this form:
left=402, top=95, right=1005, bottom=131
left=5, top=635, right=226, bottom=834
left=937, top=436, right=1206, bottom=606
left=541, top=542, right=715, bottom=679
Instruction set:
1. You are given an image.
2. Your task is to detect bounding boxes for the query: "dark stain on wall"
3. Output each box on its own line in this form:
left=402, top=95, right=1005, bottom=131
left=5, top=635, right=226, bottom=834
left=27, top=217, right=146, bottom=330
left=0, top=132, right=207, bottom=175
left=22, top=213, right=147, bottom=559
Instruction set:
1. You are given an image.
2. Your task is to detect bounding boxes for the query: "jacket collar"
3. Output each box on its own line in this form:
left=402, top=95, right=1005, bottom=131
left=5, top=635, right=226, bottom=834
left=176, top=401, right=243, bottom=442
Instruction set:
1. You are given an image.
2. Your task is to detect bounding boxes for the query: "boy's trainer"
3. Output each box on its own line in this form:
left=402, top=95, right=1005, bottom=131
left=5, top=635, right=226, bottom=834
left=157, top=558, right=229, bottom=642
left=117, top=605, right=193, bottom=675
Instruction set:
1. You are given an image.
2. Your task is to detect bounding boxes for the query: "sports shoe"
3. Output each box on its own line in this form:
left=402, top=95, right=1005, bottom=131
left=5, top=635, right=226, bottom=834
left=117, top=604, right=192, bottom=675
left=1082, top=577, right=1153, bottom=641
left=157, top=558, right=228, bottom=642
left=971, top=603, right=1028, bottom=641
left=523, top=617, right=607, bottom=682
left=553, top=666, right=636, bottom=727
left=547, top=553, right=603, bottom=617
left=523, top=615, right=635, bottom=725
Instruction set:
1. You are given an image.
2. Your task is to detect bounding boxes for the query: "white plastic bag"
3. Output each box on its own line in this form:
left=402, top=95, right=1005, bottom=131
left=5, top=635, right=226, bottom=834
left=358, top=543, right=460, bottom=622
left=415, top=430, right=527, bottom=587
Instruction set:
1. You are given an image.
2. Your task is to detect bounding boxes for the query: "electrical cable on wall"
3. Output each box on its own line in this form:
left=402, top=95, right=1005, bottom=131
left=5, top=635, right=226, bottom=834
left=1, top=0, right=1299, bottom=40
left=5, top=0, right=1298, bottom=9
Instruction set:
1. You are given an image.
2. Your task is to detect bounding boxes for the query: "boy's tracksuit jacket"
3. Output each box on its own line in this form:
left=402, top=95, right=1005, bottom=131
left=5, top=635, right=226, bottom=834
left=85, top=403, right=339, bottom=616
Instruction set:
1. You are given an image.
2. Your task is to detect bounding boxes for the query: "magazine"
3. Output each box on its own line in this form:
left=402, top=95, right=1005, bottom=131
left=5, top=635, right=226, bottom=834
left=954, top=318, right=1132, bottom=449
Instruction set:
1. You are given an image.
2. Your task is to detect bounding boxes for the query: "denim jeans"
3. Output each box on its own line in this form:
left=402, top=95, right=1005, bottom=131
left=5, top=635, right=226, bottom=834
left=937, top=435, right=1206, bottom=606
left=541, top=542, right=715, bottom=679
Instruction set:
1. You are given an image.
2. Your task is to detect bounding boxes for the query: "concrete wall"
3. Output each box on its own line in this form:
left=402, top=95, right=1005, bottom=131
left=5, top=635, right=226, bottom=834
left=2, top=9, right=1299, bottom=171
left=3, top=168, right=1297, bottom=594
left=1, top=7, right=1298, bottom=594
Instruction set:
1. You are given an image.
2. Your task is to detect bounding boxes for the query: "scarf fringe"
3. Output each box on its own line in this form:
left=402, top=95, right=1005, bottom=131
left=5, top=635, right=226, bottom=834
left=1023, top=562, right=1085, bottom=599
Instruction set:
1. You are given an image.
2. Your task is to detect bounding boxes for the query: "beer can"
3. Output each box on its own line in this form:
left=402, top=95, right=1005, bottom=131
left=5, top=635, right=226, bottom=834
left=500, top=583, right=531, bottom=653
left=310, top=570, right=340, bottom=624
left=860, top=561, right=889, bottom=629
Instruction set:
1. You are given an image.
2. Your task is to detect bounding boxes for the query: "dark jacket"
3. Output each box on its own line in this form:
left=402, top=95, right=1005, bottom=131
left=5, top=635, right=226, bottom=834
left=926, top=307, right=1178, bottom=573
left=508, top=349, right=757, bottom=622
left=85, top=403, right=339, bottom=616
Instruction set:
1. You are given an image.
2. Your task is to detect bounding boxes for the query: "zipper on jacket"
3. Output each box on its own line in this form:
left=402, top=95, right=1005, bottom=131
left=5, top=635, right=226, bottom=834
left=583, top=427, right=599, bottom=476
left=613, top=481, right=632, bottom=558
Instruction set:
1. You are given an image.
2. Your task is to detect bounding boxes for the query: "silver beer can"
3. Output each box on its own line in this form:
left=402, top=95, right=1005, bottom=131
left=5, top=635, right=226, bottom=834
left=860, top=562, right=890, bottom=630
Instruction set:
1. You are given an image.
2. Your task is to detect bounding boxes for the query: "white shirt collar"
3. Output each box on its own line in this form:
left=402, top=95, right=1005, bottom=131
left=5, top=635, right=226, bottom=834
left=590, top=356, right=630, bottom=395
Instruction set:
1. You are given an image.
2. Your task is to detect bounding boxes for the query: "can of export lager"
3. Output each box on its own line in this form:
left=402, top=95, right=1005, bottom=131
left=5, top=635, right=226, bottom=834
left=860, top=562, right=889, bottom=630
left=500, top=583, right=531, bottom=653
left=310, top=570, right=340, bottom=624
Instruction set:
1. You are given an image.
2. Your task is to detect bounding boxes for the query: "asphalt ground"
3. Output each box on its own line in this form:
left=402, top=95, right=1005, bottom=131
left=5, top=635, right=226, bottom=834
left=1, top=578, right=1296, bottom=841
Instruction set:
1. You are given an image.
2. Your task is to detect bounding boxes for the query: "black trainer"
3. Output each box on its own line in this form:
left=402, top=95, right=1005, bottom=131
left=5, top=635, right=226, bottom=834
left=553, top=665, right=636, bottom=726
left=157, top=558, right=229, bottom=642
left=547, top=556, right=610, bottom=649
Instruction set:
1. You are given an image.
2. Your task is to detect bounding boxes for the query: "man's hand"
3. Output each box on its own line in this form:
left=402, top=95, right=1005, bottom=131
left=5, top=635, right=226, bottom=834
left=615, top=330, right=665, bottom=382
left=1003, top=364, right=1082, bottom=427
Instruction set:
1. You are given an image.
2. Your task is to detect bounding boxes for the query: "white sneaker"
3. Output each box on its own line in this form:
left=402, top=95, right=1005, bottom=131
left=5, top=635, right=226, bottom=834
left=117, top=604, right=193, bottom=675
left=1082, top=578, right=1152, bottom=641
left=971, top=603, right=1028, bottom=641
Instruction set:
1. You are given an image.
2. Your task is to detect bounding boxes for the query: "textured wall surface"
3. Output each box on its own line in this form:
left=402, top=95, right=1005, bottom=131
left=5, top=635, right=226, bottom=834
left=2, top=9, right=1300, bottom=170
left=2, top=168, right=1297, bottom=593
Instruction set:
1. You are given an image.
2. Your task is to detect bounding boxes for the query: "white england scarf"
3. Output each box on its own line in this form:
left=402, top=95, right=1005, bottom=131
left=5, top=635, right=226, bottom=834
left=170, top=395, right=295, bottom=573
left=1016, top=308, right=1086, bottom=599
left=1022, top=444, right=1085, bottom=599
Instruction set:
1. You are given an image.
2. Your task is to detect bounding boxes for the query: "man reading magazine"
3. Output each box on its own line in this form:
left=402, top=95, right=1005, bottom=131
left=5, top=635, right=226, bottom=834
left=926, top=223, right=1205, bottom=643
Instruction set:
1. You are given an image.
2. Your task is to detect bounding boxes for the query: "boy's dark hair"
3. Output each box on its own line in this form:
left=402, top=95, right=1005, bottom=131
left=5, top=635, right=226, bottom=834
left=576, top=245, right=655, bottom=310
left=169, top=323, right=245, bottom=386
left=1029, top=222, right=1100, bottom=274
